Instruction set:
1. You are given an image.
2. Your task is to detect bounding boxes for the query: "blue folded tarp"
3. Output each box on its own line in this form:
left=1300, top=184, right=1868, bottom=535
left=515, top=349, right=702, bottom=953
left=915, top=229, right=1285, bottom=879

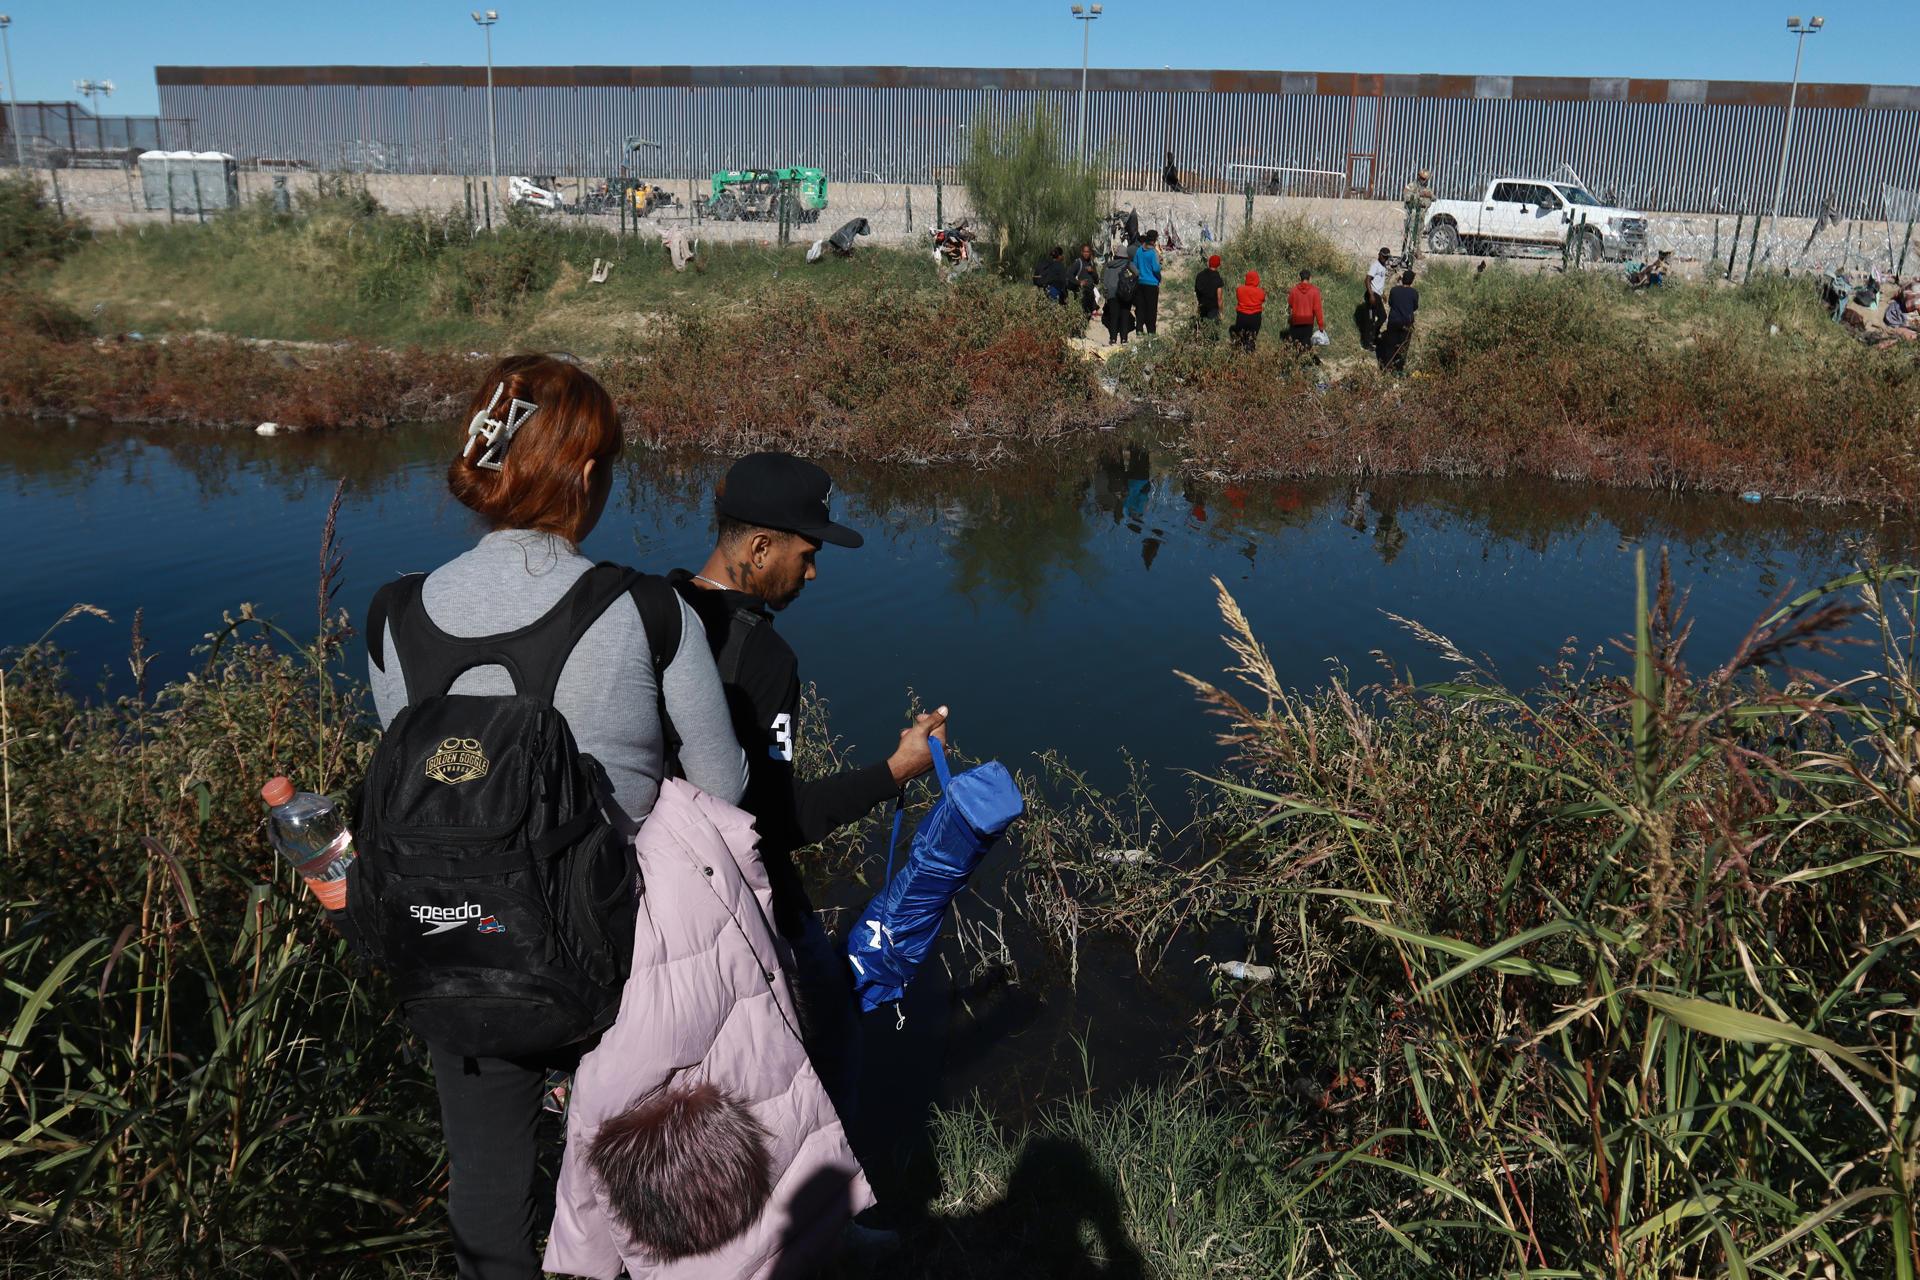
left=846, top=738, right=1023, bottom=1015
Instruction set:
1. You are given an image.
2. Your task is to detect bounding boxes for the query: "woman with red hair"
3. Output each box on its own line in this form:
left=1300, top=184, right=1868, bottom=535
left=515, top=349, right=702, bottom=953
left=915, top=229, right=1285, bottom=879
left=366, top=354, right=750, bottom=1279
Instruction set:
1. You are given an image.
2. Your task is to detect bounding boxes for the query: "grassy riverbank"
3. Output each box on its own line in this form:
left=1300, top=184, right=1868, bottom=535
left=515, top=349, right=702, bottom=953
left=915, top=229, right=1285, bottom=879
left=5, top=484, right=1919, bottom=1273
left=4, top=174, right=1919, bottom=497
left=1, top=177, right=1104, bottom=462
left=13, top=555, right=1920, bottom=1277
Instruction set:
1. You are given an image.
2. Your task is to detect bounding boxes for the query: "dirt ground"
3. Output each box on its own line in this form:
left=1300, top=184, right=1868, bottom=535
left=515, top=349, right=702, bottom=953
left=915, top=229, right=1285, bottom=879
left=38, top=166, right=1906, bottom=285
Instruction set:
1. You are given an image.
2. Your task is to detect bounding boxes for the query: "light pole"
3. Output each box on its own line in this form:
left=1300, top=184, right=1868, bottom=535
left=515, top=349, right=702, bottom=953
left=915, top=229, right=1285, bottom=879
left=1071, top=4, right=1101, bottom=165
left=74, top=78, right=114, bottom=153
left=1767, top=15, right=1822, bottom=254
left=471, top=10, right=499, bottom=214
left=0, top=17, right=22, bottom=168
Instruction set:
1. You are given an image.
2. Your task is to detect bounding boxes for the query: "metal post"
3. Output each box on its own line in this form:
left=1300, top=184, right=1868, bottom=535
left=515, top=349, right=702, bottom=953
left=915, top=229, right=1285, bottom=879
left=48, top=166, right=62, bottom=217
left=1711, top=218, right=1720, bottom=268
left=1727, top=213, right=1742, bottom=279
left=904, top=186, right=912, bottom=236
left=464, top=175, right=473, bottom=226
left=1767, top=19, right=1821, bottom=262
left=482, top=178, right=491, bottom=230
left=1243, top=182, right=1253, bottom=234
left=0, top=17, right=24, bottom=168
left=1077, top=16, right=1090, bottom=164
left=192, top=169, right=204, bottom=223
left=935, top=173, right=943, bottom=228
left=473, top=11, right=500, bottom=228
left=1901, top=212, right=1916, bottom=277
left=1744, top=210, right=1762, bottom=284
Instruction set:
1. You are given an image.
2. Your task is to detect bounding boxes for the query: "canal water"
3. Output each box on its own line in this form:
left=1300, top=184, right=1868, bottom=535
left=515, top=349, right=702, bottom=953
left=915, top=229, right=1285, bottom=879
left=0, top=417, right=1896, bottom=1147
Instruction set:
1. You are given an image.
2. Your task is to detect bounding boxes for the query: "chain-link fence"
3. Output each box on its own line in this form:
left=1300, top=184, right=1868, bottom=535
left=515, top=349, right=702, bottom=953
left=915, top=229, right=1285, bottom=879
left=0, top=103, right=195, bottom=168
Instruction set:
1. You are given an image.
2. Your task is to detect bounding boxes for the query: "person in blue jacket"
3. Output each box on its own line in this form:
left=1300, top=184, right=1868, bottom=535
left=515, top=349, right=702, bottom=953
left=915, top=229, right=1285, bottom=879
left=1132, top=229, right=1162, bottom=335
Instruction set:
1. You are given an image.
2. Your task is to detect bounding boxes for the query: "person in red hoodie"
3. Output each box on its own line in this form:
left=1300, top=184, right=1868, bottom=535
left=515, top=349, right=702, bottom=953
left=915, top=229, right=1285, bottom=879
left=1285, top=268, right=1326, bottom=353
left=1230, top=270, right=1265, bottom=352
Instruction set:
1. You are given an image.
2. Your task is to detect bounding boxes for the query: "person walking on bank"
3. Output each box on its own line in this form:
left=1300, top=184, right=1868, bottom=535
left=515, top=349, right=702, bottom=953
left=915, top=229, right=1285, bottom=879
left=1194, top=253, right=1225, bottom=327
left=364, top=355, right=750, bottom=1280
left=1286, top=268, right=1326, bottom=353
left=1230, top=269, right=1265, bottom=351
left=669, top=453, right=949, bottom=1112
left=1100, top=242, right=1137, bottom=346
left=1364, top=247, right=1391, bottom=350
left=1132, top=230, right=1163, bottom=335
left=1070, top=243, right=1100, bottom=326
left=1379, top=269, right=1419, bottom=373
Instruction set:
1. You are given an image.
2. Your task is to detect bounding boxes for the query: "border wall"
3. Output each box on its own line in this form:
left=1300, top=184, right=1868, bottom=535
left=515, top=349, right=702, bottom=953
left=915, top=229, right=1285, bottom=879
left=153, top=65, right=1920, bottom=220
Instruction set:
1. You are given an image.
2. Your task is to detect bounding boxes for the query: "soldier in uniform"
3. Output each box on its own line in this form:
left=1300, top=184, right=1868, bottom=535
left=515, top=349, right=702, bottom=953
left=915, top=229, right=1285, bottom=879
left=1402, top=168, right=1436, bottom=263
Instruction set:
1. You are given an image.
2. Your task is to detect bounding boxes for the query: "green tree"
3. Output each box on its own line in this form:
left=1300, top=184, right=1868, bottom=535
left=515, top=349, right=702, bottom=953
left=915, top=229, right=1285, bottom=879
left=958, top=105, right=1102, bottom=279
left=0, top=172, right=89, bottom=267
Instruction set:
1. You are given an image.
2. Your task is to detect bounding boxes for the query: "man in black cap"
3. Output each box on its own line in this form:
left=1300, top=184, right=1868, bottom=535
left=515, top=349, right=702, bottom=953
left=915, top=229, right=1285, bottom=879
left=670, top=452, right=947, bottom=1104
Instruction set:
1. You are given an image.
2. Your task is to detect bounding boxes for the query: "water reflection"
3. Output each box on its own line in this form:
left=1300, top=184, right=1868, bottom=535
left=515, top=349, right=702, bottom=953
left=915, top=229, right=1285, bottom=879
left=4, top=415, right=1906, bottom=731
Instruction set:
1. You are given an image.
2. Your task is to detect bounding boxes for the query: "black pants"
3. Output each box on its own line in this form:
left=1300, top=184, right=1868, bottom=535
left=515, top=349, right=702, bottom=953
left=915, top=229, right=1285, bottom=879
left=1230, top=311, right=1262, bottom=351
left=1287, top=322, right=1315, bottom=349
left=1133, top=284, right=1160, bottom=334
left=1365, top=295, right=1387, bottom=348
left=1102, top=299, right=1134, bottom=344
left=432, top=1046, right=574, bottom=1280
left=1378, top=323, right=1412, bottom=372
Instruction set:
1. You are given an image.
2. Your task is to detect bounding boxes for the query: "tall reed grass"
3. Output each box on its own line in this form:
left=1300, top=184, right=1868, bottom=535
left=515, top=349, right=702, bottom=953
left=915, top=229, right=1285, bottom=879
left=0, top=490, right=454, bottom=1276
left=1041, top=553, right=1920, bottom=1274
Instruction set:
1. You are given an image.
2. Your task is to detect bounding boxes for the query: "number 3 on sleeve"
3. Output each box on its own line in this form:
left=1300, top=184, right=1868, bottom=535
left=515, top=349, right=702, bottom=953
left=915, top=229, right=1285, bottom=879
left=769, top=712, right=794, bottom=762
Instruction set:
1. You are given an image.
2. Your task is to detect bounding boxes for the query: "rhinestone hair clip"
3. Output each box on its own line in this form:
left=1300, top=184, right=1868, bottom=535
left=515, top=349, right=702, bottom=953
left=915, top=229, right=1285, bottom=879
left=462, top=383, right=538, bottom=472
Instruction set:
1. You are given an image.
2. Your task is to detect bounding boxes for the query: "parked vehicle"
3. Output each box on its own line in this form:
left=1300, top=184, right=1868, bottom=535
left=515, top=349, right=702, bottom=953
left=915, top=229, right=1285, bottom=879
left=705, top=167, right=827, bottom=222
left=508, top=175, right=568, bottom=212
left=629, top=182, right=678, bottom=217
left=1423, top=177, right=1648, bottom=262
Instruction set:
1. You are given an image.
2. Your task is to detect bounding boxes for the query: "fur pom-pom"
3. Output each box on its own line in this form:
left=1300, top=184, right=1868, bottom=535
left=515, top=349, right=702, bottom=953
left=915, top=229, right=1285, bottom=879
left=587, top=1081, right=774, bottom=1260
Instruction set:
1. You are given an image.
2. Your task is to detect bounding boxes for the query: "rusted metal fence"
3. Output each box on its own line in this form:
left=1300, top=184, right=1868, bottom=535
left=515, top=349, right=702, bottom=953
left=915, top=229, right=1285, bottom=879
left=152, top=64, right=1920, bottom=219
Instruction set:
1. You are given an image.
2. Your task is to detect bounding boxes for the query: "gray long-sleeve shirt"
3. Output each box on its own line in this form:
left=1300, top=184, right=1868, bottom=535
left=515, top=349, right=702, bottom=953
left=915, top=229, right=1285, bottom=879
left=368, top=530, right=748, bottom=830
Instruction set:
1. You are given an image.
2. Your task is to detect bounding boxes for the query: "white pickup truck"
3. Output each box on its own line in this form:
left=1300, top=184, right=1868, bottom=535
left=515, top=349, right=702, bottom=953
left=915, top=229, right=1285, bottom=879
left=1423, top=177, right=1648, bottom=262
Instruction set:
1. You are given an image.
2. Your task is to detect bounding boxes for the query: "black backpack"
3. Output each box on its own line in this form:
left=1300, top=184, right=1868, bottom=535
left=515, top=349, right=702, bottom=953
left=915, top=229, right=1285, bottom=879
left=349, top=563, right=681, bottom=1060
left=1113, top=258, right=1139, bottom=304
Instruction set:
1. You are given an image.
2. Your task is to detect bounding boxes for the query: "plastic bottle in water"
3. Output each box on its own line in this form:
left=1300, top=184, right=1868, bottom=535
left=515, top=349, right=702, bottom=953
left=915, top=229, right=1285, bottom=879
left=261, top=776, right=356, bottom=910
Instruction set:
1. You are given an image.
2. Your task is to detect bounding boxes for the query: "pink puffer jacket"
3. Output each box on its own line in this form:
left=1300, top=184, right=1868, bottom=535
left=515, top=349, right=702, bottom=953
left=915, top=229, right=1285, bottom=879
left=543, top=780, right=873, bottom=1279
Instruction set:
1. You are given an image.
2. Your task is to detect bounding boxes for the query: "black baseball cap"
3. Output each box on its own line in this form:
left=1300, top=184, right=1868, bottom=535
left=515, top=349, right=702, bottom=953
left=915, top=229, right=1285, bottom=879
left=716, top=452, right=863, bottom=548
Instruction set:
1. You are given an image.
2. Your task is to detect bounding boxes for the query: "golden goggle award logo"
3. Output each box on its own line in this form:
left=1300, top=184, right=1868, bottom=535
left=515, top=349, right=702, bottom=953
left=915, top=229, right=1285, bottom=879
left=425, top=737, right=489, bottom=785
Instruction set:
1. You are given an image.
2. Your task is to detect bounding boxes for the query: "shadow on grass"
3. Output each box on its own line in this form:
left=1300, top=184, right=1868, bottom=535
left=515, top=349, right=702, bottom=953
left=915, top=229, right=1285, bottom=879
left=832, top=1135, right=1146, bottom=1280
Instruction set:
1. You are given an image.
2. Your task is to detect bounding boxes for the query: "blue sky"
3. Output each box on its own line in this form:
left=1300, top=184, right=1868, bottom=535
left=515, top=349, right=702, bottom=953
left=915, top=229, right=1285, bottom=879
left=3, top=1, right=1915, bottom=117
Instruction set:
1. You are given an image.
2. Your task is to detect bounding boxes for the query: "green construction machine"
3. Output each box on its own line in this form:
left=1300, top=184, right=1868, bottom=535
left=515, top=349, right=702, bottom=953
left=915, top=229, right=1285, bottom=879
left=705, top=167, right=827, bottom=222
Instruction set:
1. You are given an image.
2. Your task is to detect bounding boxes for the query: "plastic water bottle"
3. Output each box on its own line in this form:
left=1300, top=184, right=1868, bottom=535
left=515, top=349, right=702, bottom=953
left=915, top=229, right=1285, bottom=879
left=261, top=777, right=356, bottom=910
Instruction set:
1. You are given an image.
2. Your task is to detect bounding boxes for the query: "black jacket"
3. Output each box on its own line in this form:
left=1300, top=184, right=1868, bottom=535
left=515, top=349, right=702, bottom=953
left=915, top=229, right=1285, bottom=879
left=1032, top=255, right=1069, bottom=293
left=667, top=571, right=900, bottom=937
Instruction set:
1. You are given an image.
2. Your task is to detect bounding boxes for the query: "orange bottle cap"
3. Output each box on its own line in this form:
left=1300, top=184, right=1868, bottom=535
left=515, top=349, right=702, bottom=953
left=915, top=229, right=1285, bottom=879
left=261, top=776, right=295, bottom=807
